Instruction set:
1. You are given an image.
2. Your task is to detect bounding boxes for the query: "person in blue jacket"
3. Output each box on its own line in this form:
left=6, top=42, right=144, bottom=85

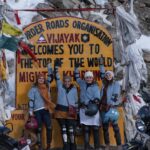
left=99, top=58, right=122, bottom=150
left=54, top=59, right=78, bottom=150
left=74, top=63, right=101, bottom=150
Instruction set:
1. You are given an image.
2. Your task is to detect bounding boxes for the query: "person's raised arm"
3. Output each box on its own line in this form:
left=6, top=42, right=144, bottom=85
left=28, top=87, right=35, bottom=116
left=74, top=62, right=84, bottom=86
left=99, top=57, right=105, bottom=80
left=54, top=59, right=62, bottom=88
left=47, top=63, right=53, bottom=84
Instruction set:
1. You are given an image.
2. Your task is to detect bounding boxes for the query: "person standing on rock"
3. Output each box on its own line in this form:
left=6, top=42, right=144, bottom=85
left=98, top=58, right=122, bottom=150
left=74, top=63, right=101, bottom=150
left=54, top=59, right=78, bottom=150
left=28, top=64, right=55, bottom=150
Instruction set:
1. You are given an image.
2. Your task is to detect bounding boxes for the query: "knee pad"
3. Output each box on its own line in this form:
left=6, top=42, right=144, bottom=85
left=61, top=125, right=66, bottom=132
left=69, top=126, right=74, bottom=134
left=62, top=125, right=68, bottom=143
left=69, top=126, right=75, bottom=143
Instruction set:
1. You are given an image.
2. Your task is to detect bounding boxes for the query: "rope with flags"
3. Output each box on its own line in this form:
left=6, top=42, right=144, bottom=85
left=4, top=5, right=116, bottom=25
left=6, top=6, right=116, bottom=13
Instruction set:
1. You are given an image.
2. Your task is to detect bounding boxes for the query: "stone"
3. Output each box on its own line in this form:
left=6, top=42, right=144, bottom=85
left=144, top=53, right=150, bottom=62
left=134, top=0, right=150, bottom=35
left=78, top=2, right=90, bottom=19
left=145, top=2, right=150, bottom=8
left=32, top=15, right=43, bottom=23
left=117, top=0, right=126, bottom=4
left=46, top=0, right=81, bottom=9
left=46, top=0, right=65, bottom=9
left=139, top=3, right=146, bottom=8
left=36, top=3, right=67, bottom=18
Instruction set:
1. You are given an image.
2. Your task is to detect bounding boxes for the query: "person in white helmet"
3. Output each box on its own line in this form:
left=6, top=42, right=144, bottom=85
left=74, top=63, right=101, bottom=150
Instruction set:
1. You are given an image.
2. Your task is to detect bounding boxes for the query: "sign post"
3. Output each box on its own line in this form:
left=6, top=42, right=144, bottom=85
left=12, top=17, right=124, bottom=147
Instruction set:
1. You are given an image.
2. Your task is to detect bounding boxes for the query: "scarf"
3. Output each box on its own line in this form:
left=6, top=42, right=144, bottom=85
left=38, top=83, right=55, bottom=113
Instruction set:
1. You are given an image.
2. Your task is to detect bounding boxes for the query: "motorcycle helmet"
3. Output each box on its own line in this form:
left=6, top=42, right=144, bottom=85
left=137, top=106, right=150, bottom=123
left=85, top=102, right=98, bottom=116
left=25, top=116, right=38, bottom=130
left=102, top=108, right=119, bottom=124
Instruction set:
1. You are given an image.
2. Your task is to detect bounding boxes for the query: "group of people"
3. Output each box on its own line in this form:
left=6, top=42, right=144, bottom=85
left=28, top=58, right=122, bottom=150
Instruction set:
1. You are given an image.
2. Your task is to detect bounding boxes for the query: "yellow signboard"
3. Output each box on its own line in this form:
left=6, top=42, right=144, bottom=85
left=14, top=17, right=124, bottom=148
left=16, top=16, right=113, bottom=108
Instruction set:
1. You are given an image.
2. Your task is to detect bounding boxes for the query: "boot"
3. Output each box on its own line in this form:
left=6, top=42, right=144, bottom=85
left=63, top=142, right=70, bottom=150
left=93, top=127, right=100, bottom=149
left=84, top=144, right=93, bottom=150
left=112, top=124, right=121, bottom=146
left=70, top=143, right=77, bottom=150
left=87, top=145, right=94, bottom=150
left=105, top=145, right=110, bottom=150
left=103, top=123, right=110, bottom=145
left=84, top=126, right=90, bottom=150
left=37, top=132, right=43, bottom=150
left=38, top=144, right=43, bottom=150
left=95, top=148, right=103, bottom=150
left=117, top=145, right=122, bottom=150
left=46, top=143, right=51, bottom=150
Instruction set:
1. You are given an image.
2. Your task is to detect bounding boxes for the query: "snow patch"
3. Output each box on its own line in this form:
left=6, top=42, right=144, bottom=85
left=91, top=10, right=112, bottom=26
left=94, top=0, right=108, bottom=5
left=5, top=50, right=15, bottom=61
left=137, top=35, right=150, bottom=51
left=6, top=0, right=45, bottom=29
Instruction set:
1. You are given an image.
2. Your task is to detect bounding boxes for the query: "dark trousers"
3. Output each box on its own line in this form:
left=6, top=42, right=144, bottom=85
left=103, top=123, right=121, bottom=145
left=34, top=109, right=52, bottom=147
left=83, top=125, right=100, bottom=150
left=58, top=119, right=77, bottom=150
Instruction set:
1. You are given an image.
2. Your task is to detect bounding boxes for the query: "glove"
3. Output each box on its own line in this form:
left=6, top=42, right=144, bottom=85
left=111, top=94, right=119, bottom=102
left=93, top=98, right=100, bottom=105
left=47, top=64, right=53, bottom=82
left=47, top=63, right=53, bottom=75
left=79, top=102, right=86, bottom=108
left=29, top=111, right=34, bottom=116
left=99, top=57, right=104, bottom=65
left=95, top=58, right=99, bottom=66
left=75, top=62, right=80, bottom=68
left=54, top=59, right=61, bottom=68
